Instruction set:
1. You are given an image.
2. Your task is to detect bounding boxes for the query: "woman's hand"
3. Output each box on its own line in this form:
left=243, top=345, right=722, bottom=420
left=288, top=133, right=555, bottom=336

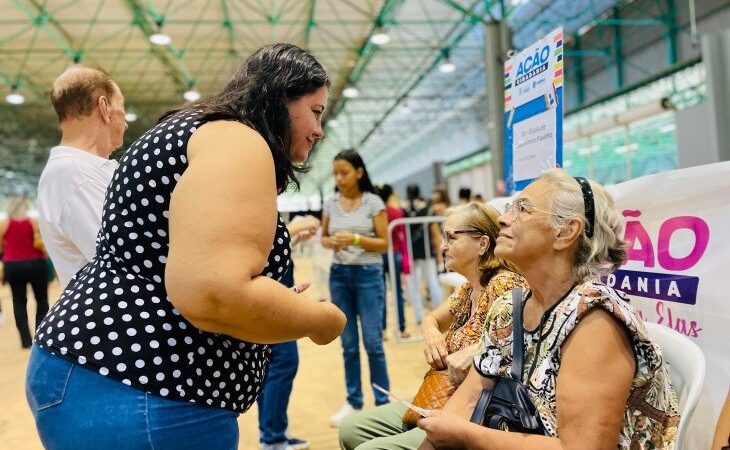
left=291, top=282, right=311, bottom=294
left=333, top=231, right=356, bottom=247
left=445, top=343, right=479, bottom=386
left=417, top=410, right=470, bottom=449
left=423, top=327, right=449, bottom=370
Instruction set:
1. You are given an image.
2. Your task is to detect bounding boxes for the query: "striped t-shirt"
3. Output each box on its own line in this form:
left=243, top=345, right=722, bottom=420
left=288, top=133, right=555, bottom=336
left=323, top=192, right=385, bottom=265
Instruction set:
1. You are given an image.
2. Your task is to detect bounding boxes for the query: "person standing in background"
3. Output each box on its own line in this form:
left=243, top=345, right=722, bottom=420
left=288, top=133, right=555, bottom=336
left=37, top=65, right=126, bottom=289
left=405, top=183, right=443, bottom=321
left=322, top=149, right=390, bottom=428
left=457, top=187, right=471, bottom=205
left=375, top=183, right=409, bottom=339
left=0, top=197, right=49, bottom=348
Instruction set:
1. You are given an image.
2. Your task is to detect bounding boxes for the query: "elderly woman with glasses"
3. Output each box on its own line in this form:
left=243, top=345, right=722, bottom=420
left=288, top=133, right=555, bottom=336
left=339, top=202, right=526, bottom=450
left=416, top=169, right=679, bottom=450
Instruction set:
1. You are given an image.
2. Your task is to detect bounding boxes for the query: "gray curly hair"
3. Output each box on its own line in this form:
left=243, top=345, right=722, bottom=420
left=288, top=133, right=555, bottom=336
left=537, top=169, right=626, bottom=279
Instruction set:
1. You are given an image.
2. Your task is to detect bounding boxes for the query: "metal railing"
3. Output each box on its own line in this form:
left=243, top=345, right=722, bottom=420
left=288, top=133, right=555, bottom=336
left=386, top=215, right=445, bottom=343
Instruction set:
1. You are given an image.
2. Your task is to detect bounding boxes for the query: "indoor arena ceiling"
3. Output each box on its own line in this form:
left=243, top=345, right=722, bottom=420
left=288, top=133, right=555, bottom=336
left=1, top=0, right=634, bottom=196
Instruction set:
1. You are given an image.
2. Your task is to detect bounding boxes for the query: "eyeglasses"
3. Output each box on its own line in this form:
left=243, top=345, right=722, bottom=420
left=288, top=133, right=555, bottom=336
left=441, top=228, right=484, bottom=245
left=503, top=198, right=561, bottom=222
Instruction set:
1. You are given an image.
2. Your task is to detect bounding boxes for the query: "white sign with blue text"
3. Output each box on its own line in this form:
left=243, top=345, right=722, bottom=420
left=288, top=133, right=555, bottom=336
left=504, top=28, right=564, bottom=192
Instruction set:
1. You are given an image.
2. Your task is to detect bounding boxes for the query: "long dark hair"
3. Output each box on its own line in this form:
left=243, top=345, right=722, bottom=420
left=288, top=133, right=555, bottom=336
left=333, top=149, right=375, bottom=193
left=160, top=43, right=329, bottom=193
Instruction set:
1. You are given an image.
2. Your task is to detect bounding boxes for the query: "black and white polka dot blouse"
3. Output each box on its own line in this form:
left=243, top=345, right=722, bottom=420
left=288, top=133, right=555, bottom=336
left=36, top=111, right=291, bottom=413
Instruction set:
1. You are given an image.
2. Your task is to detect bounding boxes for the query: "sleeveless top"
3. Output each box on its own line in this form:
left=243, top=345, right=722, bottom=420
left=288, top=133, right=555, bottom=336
left=2, top=218, right=45, bottom=262
left=35, top=110, right=291, bottom=414
left=473, top=281, right=679, bottom=449
left=444, top=270, right=526, bottom=354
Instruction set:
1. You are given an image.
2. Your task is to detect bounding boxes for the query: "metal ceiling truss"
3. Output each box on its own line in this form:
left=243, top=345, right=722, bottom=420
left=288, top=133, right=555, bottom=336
left=0, top=0, right=725, bottom=200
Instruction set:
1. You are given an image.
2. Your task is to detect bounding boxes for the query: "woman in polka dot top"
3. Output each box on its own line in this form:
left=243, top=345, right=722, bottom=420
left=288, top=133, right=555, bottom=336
left=26, top=44, right=346, bottom=450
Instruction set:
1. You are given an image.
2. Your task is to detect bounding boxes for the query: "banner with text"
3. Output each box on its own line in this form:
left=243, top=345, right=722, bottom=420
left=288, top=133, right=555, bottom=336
left=605, top=162, right=728, bottom=450
left=504, top=27, right=564, bottom=192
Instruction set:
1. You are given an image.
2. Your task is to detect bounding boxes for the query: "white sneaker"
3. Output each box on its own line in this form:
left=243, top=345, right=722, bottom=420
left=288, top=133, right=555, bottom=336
left=329, top=403, right=361, bottom=428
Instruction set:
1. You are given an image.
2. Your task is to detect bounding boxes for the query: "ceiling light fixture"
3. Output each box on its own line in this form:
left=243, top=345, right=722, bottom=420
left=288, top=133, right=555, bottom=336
left=342, top=86, right=359, bottom=98
left=439, top=48, right=456, bottom=73
left=149, top=33, right=172, bottom=46
left=439, top=59, right=456, bottom=73
left=183, top=89, right=201, bottom=102
left=5, top=91, right=25, bottom=105
left=125, top=112, right=138, bottom=122
left=370, top=29, right=391, bottom=45
left=5, top=85, right=25, bottom=105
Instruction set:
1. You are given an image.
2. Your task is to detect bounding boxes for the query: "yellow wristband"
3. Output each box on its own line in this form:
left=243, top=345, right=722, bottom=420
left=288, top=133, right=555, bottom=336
left=353, top=233, right=361, bottom=246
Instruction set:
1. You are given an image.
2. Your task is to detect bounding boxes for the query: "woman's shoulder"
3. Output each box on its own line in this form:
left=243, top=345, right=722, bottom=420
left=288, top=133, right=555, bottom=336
left=323, top=193, right=340, bottom=206
left=362, top=191, right=385, bottom=205
left=192, top=119, right=264, bottom=144
left=489, top=269, right=527, bottom=288
left=558, top=280, right=647, bottom=342
left=568, top=280, right=634, bottom=314
left=484, top=270, right=528, bottom=300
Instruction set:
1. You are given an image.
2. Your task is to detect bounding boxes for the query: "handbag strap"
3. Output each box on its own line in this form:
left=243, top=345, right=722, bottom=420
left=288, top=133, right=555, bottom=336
left=510, top=287, right=524, bottom=382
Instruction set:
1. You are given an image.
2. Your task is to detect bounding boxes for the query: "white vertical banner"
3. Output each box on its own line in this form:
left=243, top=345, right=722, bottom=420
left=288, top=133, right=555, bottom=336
left=605, top=161, right=730, bottom=450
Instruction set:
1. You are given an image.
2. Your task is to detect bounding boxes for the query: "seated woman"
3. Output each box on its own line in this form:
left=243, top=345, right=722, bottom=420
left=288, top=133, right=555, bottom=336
left=417, top=169, right=679, bottom=450
left=339, top=202, right=527, bottom=450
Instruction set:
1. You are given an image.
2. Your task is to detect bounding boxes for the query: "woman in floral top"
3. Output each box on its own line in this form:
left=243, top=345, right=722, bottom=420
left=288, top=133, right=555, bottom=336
left=339, top=202, right=526, bottom=450
left=417, top=169, right=679, bottom=450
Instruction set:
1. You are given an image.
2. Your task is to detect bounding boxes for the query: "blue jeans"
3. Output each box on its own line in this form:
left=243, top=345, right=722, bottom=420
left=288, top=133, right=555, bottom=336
left=26, top=345, right=239, bottom=450
left=257, top=340, right=299, bottom=444
left=382, top=252, right=406, bottom=332
left=258, top=266, right=299, bottom=445
left=329, top=263, right=390, bottom=408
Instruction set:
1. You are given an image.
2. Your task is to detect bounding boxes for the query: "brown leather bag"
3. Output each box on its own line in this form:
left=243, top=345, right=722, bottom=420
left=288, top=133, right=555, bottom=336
left=402, top=369, right=456, bottom=427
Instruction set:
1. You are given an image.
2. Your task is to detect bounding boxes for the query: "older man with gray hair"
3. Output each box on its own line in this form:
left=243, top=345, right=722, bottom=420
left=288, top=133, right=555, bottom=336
left=37, top=66, right=127, bottom=288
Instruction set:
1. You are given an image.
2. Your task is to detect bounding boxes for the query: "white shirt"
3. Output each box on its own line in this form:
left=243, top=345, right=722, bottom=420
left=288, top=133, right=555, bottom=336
left=37, top=146, right=117, bottom=288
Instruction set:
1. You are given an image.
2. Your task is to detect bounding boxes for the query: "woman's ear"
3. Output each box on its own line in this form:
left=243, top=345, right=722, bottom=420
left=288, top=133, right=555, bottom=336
left=553, top=217, right=582, bottom=251
left=356, top=167, right=364, bottom=180
left=479, top=235, right=490, bottom=256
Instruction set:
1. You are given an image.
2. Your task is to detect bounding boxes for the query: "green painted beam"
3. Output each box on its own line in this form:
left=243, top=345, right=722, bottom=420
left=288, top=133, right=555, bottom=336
left=11, top=0, right=83, bottom=62
left=612, top=7, right=624, bottom=89
left=357, top=0, right=489, bottom=148
left=664, top=0, right=678, bottom=65
left=221, top=0, right=238, bottom=57
left=441, top=0, right=493, bottom=24
left=328, top=0, right=406, bottom=118
left=573, top=33, right=585, bottom=104
left=123, top=0, right=195, bottom=91
left=304, top=0, right=316, bottom=50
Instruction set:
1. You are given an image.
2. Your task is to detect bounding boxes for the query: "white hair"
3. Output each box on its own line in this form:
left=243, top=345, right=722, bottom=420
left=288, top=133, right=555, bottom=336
left=537, top=169, right=626, bottom=279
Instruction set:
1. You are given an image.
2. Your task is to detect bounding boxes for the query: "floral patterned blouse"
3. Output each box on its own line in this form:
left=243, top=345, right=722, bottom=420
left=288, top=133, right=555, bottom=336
left=445, top=269, right=526, bottom=354
left=473, top=281, right=680, bottom=449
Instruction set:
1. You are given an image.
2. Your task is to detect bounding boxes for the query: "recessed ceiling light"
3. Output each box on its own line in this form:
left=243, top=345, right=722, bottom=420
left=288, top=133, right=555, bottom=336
left=149, top=33, right=172, bottom=46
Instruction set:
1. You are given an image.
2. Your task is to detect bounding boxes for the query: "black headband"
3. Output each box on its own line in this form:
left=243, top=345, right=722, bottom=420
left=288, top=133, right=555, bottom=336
left=574, top=177, right=595, bottom=238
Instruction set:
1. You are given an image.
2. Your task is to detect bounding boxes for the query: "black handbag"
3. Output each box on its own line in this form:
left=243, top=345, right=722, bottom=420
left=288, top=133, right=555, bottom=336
left=469, top=288, right=546, bottom=434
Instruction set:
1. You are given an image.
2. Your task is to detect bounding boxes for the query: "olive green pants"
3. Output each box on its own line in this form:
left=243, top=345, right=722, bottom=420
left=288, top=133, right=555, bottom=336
left=339, top=402, right=426, bottom=450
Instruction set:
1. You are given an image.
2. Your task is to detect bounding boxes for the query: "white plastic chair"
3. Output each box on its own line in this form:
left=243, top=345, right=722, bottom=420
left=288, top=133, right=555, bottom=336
left=644, top=322, right=706, bottom=450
